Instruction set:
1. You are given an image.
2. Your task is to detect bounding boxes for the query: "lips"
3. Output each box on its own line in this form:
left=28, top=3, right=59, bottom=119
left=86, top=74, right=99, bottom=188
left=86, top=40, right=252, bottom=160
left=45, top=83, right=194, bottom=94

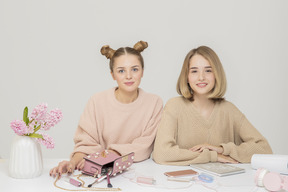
left=125, top=82, right=134, bottom=86
left=196, top=83, right=207, bottom=88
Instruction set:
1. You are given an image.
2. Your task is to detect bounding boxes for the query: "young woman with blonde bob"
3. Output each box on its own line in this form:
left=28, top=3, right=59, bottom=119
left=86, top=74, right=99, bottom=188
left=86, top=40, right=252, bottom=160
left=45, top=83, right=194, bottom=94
left=153, top=46, right=272, bottom=165
left=50, top=41, right=163, bottom=177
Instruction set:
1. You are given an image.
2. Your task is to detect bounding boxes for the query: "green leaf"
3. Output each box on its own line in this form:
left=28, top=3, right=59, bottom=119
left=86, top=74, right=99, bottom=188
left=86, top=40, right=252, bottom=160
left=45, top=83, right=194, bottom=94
left=23, top=107, right=29, bottom=126
left=29, top=133, right=43, bottom=139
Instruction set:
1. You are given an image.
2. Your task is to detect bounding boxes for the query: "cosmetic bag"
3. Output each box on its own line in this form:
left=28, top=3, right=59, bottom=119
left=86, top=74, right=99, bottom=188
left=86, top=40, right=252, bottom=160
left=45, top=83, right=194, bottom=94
left=82, top=150, right=135, bottom=178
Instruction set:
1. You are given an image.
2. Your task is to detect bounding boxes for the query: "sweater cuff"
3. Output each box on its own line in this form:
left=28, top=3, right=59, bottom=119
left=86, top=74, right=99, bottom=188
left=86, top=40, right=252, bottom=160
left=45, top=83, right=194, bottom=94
left=220, top=142, right=234, bottom=156
left=210, top=150, right=218, bottom=162
left=108, top=145, right=122, bottom=155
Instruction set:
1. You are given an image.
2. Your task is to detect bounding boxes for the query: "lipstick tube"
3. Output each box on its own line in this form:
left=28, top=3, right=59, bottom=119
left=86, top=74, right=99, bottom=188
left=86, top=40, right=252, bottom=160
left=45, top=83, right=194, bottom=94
left=62, top=176, right=82, bottom=187
left=136, top=176, right=156, bottom=185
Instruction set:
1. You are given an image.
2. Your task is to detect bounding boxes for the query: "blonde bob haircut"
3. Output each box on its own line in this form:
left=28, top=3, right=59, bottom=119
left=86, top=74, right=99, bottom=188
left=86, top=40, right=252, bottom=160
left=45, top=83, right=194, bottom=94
left=176, top=46, right=227, bottom=101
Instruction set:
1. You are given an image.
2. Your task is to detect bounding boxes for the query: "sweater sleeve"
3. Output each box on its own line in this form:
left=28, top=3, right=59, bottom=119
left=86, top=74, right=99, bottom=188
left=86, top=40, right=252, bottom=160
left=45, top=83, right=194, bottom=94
left=220, top=114, right=273, bottom=163
left=71, top=97, right=103, bottom=158
left=153, top=98, right=218, bottom=166
left=108, top=97, right=163, bottom=162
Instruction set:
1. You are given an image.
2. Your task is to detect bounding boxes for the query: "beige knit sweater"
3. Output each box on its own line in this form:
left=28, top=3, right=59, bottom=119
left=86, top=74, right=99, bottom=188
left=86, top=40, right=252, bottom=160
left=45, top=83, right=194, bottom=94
left=72, top=88, right=163, bottom=162
left=153, top=97, right=272, bottom=165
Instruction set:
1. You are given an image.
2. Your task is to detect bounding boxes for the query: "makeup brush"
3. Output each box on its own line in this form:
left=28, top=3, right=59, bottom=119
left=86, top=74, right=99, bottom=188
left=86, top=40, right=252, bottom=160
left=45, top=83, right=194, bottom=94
left=107, top=173, right=112, bottom=188
left=88, top=175, right=107, bottom=187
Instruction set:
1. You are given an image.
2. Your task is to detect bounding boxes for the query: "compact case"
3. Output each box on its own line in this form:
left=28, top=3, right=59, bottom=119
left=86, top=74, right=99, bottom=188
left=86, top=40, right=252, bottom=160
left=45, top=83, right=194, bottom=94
left=82, top=150, right=134, bottom=178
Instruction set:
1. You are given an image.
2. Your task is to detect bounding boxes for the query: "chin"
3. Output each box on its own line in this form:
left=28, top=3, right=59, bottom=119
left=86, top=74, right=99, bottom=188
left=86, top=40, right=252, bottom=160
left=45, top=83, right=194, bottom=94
left=121, top=86, right=138, bottom=93
left=194, top=90, right=211, bottom=96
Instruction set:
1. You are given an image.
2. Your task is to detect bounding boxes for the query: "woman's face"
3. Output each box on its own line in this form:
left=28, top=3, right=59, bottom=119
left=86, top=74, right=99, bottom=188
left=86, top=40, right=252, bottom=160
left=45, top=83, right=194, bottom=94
left=188, top=54, right=215, bottom=98
left=111, top=54, right=143, bottom=93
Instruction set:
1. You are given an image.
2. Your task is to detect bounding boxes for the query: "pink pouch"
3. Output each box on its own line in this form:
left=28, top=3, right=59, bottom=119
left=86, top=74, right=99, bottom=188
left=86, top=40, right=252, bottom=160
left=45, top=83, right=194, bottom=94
left=82, top=150, right=134, bottom=178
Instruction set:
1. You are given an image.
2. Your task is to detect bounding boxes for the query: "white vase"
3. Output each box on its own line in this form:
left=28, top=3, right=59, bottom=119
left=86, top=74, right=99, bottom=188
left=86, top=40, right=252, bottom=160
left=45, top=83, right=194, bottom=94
left=9, top=135, right=43, bottom=179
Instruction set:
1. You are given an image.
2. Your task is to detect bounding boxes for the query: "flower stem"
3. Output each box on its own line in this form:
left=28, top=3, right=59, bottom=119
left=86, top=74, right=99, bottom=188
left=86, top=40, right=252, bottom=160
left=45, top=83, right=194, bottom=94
left=33, top=125, right=41, bottom=133
left=29, top=133, right=43, bottom=139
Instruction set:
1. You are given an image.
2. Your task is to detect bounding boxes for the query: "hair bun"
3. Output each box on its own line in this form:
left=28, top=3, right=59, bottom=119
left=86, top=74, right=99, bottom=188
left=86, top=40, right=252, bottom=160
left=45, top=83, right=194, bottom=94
left=100, top=45, right=116, bottom=59
left=133, top=41, right=148, bottom=52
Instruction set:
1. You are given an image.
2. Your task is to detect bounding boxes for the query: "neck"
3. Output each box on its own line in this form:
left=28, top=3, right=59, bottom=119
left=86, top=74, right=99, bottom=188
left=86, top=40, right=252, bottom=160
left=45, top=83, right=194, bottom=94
left=115, top=88, right=139, bottom=104
left=192, top=94, right=214, bottom=110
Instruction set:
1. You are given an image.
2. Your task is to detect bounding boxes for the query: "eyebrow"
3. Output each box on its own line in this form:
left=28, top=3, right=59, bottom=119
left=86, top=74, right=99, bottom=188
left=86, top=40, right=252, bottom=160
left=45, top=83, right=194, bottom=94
left=116, top=65, right=140, bottom=69
left=190, top=66, right=212, bottom=69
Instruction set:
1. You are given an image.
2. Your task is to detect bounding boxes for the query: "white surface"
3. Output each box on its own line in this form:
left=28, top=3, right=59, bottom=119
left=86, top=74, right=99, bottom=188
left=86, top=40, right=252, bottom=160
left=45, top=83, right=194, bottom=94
left=0, top=158, right=268, bottom=192
left=1, top=0, right=287, bottom=159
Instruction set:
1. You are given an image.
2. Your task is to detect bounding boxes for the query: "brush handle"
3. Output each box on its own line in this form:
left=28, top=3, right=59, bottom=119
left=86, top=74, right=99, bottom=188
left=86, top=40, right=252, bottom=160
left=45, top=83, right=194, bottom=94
left=88, top=175, right=107, bottom=187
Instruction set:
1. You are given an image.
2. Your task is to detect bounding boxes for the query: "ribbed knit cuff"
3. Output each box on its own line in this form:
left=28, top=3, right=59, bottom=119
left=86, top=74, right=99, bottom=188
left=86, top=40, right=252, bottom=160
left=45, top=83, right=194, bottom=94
left=210, top=151, right=218, bottom=162
left=220, top=142, right=234, bottom=156
left=108, top=145, right=122, bottom=155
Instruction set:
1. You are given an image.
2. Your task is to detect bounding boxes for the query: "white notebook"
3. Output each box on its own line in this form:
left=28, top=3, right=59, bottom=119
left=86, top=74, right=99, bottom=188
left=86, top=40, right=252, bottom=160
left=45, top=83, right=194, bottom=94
left=190, top=163, right=245, bottom=177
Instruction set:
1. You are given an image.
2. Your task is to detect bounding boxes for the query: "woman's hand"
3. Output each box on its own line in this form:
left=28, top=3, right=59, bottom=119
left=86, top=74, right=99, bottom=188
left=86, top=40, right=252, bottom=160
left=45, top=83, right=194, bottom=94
left=49, top=152, right=87, bottom=177
left=75, top=159, right=86, bottom=170
left=49, top=160, right=76, bottom=177
left=190, top=144, right=238, bottom=163
left=217, top=154, right=238, bottom=163
left=190, top=143, right=224, bottom=154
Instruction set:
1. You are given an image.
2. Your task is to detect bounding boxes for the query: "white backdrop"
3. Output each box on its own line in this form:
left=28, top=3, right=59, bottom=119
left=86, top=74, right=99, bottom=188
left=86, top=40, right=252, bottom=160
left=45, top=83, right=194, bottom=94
left=0, top=0, right=287, bottom=159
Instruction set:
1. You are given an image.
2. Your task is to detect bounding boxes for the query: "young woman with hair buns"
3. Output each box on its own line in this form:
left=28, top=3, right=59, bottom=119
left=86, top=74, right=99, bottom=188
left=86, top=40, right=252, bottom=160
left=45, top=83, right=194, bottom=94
left=153, top=45, right=272, bottom=165
left=50, top=41, right=163, bottom=177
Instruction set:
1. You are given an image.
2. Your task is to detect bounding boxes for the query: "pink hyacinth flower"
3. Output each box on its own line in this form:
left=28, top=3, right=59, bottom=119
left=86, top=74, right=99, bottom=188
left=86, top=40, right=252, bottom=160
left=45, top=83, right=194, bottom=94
left=42, top=108, right=63, bottom=131
left=29, top=103, right=48, bottom=122
left=10, top=120, right=34, bottom=136
left=36, top=133, right=55, bottom=149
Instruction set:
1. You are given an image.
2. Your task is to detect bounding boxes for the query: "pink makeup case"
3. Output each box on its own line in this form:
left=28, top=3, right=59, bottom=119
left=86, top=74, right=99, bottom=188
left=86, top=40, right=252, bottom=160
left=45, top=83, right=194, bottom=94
left=82, top=150, right=134, bottom=178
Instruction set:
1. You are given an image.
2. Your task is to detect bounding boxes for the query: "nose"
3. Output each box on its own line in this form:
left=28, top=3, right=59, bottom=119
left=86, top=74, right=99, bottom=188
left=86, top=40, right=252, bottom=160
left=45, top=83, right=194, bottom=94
left=126, top=71, right=132, bottom=79
left=198, top=71, right=205, bottom=81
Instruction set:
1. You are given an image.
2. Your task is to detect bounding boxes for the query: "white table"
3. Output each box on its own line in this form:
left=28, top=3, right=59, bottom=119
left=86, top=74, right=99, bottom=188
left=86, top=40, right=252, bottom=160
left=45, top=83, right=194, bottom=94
left=0, top=158, right=267, bottom=192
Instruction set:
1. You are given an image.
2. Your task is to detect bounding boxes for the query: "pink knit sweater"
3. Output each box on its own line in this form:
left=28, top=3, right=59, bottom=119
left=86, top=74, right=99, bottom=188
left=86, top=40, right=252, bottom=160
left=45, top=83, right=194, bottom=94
left=72, top=88, right=163, bottom=162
